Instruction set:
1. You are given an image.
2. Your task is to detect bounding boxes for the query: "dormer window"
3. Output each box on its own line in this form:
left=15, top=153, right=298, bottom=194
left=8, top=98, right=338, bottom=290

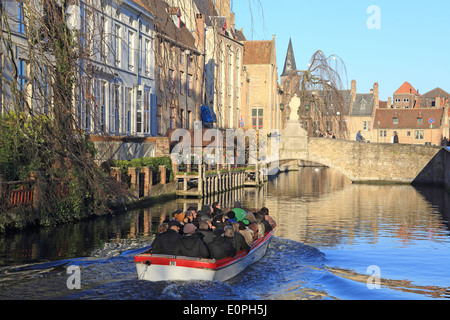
left=393, top=117, right=399, bottom=124
left=360, top=98, right=367, bottom=110
left=417, top=117, right=423, bottom=124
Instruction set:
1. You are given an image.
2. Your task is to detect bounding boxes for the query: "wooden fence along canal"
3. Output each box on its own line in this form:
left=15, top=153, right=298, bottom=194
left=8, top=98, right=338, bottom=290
left=173, top=162, right=268, bottom=198
left=1, top=162, right=268, bottom=211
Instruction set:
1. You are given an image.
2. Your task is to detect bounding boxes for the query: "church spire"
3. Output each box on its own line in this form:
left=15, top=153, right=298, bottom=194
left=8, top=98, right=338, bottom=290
left=281, top=38, right=297, bottom=77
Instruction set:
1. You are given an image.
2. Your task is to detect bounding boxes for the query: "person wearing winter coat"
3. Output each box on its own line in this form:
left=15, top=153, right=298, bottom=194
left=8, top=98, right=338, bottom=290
left=197, top=220, right=215, bottom=245
left=254, top=212, right=266, bottom=238
left=228, top=224, right=250, bottom=253
left=177, top=223, right=209, bottom=259
left=207, top=228, right=236, bottom=260
left=151, top=220, right=182, bottom=255
left=237, top=221, right=254, bottom=246
left=260, top=207, right=277, bottom=229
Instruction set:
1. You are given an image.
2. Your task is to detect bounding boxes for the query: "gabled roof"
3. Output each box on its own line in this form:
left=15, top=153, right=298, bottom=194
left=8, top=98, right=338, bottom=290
left=243, top=40, right=275, bottom=65
left=421, top=87, right=450, bottom=100
left=139, top=0, right=196, bottom=50
left=192, top=0, right=219, bottom=27
left=418, top=87, right=450, bottom=108
left=234, top=28, right=247, bottom=41
left=394, top=81, right=420, bottom=95
left=374, top=108, right=444, bottom=129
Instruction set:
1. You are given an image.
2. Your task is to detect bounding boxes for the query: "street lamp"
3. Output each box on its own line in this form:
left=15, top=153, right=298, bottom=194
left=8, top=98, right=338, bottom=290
left=185, top=49, right=190, bottom=129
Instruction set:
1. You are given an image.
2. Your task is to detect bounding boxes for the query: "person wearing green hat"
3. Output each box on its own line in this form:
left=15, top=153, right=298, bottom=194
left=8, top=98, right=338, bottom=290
left=231, top=207, right=247, bottom=222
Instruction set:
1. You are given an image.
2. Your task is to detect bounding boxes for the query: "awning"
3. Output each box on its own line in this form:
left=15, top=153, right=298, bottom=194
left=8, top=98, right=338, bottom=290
left=201, top=105, right=217, bottom=123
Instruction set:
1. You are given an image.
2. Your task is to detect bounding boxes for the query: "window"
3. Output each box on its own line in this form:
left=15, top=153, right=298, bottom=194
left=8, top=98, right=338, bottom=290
left=18, top=59, right=28, bottom=110
left=115, top=24, right=121, bottom=67
left=79, top=79, right=91, bottom=131
left=379, top=130, right=387, bottom=137
left=110, top=84, right=120, bottom=134
left=136, top=88, right=151, bottom=134
left=136, top=89, right=142, bottom=133
left=417, top=117, right=423, bottom=124
left=187, top=74, right=193, bottom=97
left=169, top=107, right=175, bottom=130
left=403, top=98, right=409, bottom=102
left=393, top=117, right=398, bottom=124
left=180, top=108, right=184, bottom=128
left=395, top=98, right=401, bottom=103
left=100, top=16, right=107, bottom=61
left=145, top=39, right=151, bottom=76
left=18, top=2, right=25, bottom=34
left=251, top=108, right=263, bottom=129
left=123, top=88, right=131, bottom=134
left=406, top=131, right=411, bottom=137
left=363, top=121, right=371, bottom=131
left=169, top=69, right=174, bottom=92
left=143, top=90, right=150, bottom=134
left=128, top=31, right=134, bottom=71
left=138, top=35, right=142, bottom=73
left=415, top=130, right=424, bottom=140
left=94, top=79, right=106, bottom=132
left=179, top=71, right=184, bottom=94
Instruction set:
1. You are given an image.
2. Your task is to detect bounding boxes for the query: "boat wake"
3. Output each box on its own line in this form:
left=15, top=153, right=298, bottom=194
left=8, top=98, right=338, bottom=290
left=68, top=237, right=329, bottom=300
left=0, top=237, right=330, bottom=300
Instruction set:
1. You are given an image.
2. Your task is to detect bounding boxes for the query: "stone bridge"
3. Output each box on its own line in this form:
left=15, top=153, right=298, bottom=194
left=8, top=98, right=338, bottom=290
left=278, top=119, right=444, bottom=184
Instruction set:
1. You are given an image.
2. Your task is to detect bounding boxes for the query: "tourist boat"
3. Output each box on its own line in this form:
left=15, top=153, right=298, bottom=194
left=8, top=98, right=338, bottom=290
left=134, top=230, right=274, bottom=282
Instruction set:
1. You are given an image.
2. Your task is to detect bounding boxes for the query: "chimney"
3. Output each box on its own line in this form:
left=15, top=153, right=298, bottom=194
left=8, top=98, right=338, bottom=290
left=195, top=13, right=205, bottom=51
left=436, top=97, right=441, bottom=109
left=443, top=102, right=449, bottom=133
left=351, top=80, right=356, bottom=102
left=215, top=0, right=231, bottom=27
left=373, top=82, right=379, bottom=109
left=388, top=97, right=392, bottom=108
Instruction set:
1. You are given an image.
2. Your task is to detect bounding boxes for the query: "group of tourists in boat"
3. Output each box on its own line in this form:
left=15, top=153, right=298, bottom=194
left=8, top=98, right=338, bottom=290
left=149, top=201, right=277, bottom=261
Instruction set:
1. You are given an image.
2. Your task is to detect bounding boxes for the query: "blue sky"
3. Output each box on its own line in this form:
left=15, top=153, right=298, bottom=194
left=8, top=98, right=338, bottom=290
left=232, top=0, right=450, bottom=101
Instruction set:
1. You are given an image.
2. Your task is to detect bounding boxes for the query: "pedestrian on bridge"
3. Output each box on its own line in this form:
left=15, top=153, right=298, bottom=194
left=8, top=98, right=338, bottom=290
left=356, top=130, right=365, bottom=142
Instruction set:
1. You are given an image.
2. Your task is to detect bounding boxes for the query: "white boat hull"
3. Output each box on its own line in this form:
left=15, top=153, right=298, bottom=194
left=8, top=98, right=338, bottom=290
left=134, top=231, right=273, bottom=282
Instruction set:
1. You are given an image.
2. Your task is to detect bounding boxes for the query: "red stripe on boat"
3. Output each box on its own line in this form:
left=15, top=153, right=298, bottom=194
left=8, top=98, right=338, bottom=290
left=134, top=230, right=273, bottom=270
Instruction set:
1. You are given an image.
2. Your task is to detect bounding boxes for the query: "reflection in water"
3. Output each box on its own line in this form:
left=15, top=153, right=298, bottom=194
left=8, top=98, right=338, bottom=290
left=266, top=168, right=450, bottom=250
left=1, top=167, right=450, bottom=300
left=327, top=266, right=450, bottom=299
left=0, top=183, right=267, bottom=266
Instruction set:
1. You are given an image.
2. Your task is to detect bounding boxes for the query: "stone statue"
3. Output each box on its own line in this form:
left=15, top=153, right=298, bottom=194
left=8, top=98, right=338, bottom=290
left=289, top=94, right=300, bottom=121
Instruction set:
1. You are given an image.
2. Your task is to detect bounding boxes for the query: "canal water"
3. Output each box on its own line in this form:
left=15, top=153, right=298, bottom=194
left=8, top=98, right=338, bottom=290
left=1, top=167, right=450, bottom=300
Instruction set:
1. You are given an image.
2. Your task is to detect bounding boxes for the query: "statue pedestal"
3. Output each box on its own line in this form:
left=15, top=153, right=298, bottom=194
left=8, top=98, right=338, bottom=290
left=279, top=94, right=309, bottom=159
left=280, top=120, right=308, bottom=160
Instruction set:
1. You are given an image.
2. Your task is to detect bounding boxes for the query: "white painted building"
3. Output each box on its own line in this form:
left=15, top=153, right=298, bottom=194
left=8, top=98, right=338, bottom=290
left=1, top=0, right=158, bottom=138
left=78, top=0, right=157, bottom=138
